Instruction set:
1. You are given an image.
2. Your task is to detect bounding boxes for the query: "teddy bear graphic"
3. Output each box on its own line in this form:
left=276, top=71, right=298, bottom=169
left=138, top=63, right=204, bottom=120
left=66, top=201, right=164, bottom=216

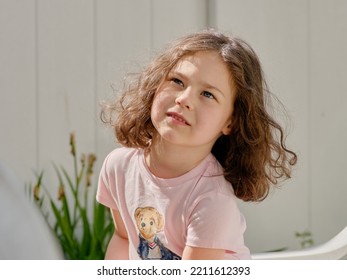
left=134, top=206, right=181, bottom=260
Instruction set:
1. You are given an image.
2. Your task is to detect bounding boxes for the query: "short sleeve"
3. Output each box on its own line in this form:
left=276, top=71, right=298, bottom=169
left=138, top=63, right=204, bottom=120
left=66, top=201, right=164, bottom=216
left=186, top=191, right=247, bottom=255
left=96, top=153, right=118, bottom=210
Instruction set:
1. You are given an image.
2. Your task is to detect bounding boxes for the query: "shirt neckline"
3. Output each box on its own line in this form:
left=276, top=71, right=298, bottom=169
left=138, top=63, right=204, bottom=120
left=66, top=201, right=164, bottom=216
left=138, top=149, right=214, bottom=188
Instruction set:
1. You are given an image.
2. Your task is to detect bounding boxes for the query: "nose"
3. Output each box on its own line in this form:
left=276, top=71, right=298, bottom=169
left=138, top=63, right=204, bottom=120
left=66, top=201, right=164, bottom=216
left=175, top=88, right=194, bottom=110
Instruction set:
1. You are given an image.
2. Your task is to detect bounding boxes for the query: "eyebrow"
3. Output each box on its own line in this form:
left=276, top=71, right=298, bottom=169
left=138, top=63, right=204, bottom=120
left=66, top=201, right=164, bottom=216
left=169, top=70, right=226, bottom=97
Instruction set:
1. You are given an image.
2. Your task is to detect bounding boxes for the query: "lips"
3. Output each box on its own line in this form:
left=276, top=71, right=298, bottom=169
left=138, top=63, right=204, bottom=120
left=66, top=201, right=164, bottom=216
left=166, top=112, right=190, bottom=126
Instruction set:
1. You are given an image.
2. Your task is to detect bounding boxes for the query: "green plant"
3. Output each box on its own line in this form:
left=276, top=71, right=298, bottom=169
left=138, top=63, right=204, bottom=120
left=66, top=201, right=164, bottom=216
left=28, top=133, right=113, bottom=259
left=295, top=230, right=314, bottom=249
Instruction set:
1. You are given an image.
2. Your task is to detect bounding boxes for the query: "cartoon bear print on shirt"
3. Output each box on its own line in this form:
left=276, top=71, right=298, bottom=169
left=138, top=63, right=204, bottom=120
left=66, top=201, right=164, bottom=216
left=134, top=206, right=181, bottom=260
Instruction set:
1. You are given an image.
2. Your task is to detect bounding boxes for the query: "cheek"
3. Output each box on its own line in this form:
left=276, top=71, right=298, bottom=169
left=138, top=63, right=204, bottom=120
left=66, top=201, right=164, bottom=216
left=150, top=101, right=160, bottom=128
left=197, top=108, right=231, bottom=132
left=151, top=93, right=169, bottom=121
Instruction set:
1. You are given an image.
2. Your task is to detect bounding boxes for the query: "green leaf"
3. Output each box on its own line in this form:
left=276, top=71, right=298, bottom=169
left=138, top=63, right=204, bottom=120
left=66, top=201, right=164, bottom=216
left=61, top=166, right=77, bottom=198
left=93, top=199, right=106, bottom=239
left=61, top=196, right=73, bottom=234
left=50, top=200, right=75, bottom=250
left=26, top=133, right=114, bottom=259
left=79, top=207, right=92, bottom=258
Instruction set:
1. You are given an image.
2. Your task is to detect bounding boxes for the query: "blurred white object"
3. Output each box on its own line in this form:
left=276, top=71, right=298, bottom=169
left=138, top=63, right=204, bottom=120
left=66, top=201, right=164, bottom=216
left=0, top=161, right=63, bottom=259
left=252, top=226, right=347, bottom=260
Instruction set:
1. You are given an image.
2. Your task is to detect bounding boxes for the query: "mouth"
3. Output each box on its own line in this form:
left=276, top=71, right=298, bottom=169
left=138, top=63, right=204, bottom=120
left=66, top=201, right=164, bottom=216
left=166, top=112, right=190, bottom=126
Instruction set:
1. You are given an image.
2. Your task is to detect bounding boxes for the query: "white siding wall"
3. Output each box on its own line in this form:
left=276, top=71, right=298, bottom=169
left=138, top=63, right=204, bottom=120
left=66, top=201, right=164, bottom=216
left=1, top=0, right=346, bottom=254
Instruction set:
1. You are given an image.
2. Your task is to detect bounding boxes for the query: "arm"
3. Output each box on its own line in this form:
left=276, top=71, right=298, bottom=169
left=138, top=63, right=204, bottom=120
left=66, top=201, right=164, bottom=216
left=182, top=245, right=225, bottom=260
left=104, top=209, right=129, bottom=260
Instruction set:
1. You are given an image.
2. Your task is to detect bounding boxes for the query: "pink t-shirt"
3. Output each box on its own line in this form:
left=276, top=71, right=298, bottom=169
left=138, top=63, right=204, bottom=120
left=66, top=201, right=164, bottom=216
left=97, top=147, right=251, bottom=260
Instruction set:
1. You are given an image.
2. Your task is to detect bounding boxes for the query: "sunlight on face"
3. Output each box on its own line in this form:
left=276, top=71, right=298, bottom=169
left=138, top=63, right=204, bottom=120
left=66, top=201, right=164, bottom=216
left=151, top=51, right=236, bottom=151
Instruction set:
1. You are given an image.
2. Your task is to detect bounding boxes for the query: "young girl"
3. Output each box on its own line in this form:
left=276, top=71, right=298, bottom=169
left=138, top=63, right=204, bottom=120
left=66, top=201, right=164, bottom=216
left=97, top=29, right=297, bottom=260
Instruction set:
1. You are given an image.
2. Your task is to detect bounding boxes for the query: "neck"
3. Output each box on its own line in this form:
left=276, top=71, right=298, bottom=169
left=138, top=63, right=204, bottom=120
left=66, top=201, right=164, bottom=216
left=145, top=137, right=212, bottom=179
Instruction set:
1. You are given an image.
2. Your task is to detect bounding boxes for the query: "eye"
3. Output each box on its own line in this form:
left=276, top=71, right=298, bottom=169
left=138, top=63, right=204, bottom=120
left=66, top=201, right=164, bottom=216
left=201, top=91, right=215, bottom=99
left=171, top=78, right=184, bottom=87
left=150, top=221, right=153, bottom=226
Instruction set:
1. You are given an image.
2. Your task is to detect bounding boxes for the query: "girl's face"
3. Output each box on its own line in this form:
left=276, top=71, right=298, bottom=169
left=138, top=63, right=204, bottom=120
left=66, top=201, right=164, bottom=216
left=151, top=51, right=236, bottom=152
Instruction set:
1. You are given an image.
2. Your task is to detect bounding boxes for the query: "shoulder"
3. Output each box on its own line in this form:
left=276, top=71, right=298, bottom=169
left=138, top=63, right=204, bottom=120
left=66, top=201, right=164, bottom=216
left=99, top=147, right=143, bottom=189
left=203, top=153, right=225, bottom=178
left=188, top=160, right=243, bottom=227
left=187, top=155, right=239, bottom=215
left=105, top=146, right=138, bottom=162
left=201, top=154, right=235, bottom=197
left=102, top=147, right=140, bottom=172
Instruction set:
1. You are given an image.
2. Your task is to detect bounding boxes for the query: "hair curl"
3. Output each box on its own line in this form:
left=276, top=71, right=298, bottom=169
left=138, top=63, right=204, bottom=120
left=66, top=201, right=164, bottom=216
left=101, top=29, right=297, bottom=202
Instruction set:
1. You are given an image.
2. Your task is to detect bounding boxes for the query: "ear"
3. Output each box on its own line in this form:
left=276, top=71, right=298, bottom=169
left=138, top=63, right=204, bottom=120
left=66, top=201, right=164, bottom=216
left=134, top=207, right=142, bottom=220
left=221, top=121, right=232, bottom=135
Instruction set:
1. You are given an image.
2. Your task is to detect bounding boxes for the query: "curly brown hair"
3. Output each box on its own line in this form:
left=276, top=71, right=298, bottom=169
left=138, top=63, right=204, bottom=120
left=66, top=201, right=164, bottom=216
left=100, top=29, right=297, bottom=202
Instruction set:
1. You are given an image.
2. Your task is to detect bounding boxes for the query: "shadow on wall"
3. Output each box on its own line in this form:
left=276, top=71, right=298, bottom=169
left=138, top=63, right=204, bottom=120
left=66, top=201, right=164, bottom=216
left=0, top=161, right=63, bottom=260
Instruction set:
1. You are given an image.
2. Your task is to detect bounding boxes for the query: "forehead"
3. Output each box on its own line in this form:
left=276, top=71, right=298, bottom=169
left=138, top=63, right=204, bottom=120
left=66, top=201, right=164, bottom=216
left=174, top=50, right=225, bottom=68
